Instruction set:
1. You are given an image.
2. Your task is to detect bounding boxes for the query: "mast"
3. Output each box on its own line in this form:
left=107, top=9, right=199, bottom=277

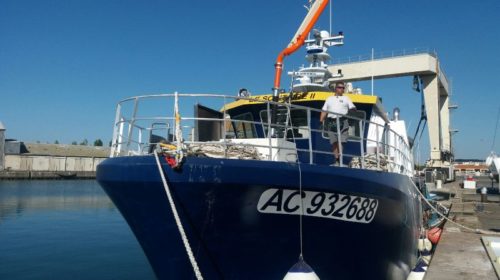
left=272, top=0, right=329, bottom=97
left=270, top=0, right=329, bottom=136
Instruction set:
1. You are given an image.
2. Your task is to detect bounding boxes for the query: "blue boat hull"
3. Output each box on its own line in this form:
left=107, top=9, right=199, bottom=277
left=97, top=156, right=422, bottom=280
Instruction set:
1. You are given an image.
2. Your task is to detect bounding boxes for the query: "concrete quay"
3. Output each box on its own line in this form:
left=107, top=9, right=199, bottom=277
left=425, top=176, right=500, bottom=280
left=0, top=170, right=96, bottom=179
left=0, top=143, right=109, bottom=179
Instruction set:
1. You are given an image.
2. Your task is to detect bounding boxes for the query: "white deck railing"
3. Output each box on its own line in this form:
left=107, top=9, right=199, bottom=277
left=109, top=93, right=414, bottom=176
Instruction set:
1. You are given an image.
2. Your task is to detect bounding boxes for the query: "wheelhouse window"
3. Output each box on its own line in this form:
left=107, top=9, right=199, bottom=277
left=260, top=108, right=309, bottom=139
left=229, top=112, right=257, bottom=138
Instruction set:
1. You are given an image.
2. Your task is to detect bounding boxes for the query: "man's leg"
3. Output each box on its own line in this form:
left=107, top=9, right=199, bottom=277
left=333, top=142, right=339, bottom=162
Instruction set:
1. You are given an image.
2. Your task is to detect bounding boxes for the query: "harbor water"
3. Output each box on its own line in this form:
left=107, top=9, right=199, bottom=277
left=0, top=180, right=155, bottom=280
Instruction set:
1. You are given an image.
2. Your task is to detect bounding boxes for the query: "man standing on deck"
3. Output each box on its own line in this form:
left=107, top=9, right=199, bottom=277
left=320, top=81, right=356, bottom=165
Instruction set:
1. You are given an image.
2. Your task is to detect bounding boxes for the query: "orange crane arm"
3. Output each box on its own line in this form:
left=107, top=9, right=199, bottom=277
left=273, top=0, right=330, bottom=91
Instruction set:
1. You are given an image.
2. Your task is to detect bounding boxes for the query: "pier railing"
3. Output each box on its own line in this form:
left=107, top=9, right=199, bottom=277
left=110, top=93, right=413, bottom=176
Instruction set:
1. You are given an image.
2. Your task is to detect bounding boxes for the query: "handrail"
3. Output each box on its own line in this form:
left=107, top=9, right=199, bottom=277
left=331, top=47, right=436, bottom=65
left=110, top=93, right=414, bottom=176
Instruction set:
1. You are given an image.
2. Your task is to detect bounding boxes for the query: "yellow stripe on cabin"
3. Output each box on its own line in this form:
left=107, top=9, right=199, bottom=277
left=222, top=91, right=378, bottom=111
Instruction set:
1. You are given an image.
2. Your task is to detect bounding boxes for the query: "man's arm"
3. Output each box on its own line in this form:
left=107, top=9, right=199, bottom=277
left=320, top=111, right=327, bottom=122
left=347, top=98, right=356, bottom=111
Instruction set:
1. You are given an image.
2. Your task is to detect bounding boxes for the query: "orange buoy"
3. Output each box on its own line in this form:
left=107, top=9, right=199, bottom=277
left=427, top=227, right=442, bottom=244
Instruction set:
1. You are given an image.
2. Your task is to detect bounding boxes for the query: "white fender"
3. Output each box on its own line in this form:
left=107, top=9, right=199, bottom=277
left=283, top=257, right=320, bottom=280
left=417, top=237, right=432, bottom=252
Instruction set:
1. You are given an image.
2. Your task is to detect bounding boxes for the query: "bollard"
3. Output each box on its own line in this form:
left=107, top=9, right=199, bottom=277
left=481, top=186, right=487, bottom=203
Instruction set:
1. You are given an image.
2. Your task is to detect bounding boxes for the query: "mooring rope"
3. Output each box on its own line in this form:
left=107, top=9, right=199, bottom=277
left=154, top=151, right=204, bottom=280
left=408, top=177, right=500, bottom=236
left=284, top=100, right=305, bottom=259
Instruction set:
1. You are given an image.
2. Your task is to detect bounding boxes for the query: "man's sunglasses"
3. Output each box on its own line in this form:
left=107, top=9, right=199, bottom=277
left=336, top=86, right=345, bottom=89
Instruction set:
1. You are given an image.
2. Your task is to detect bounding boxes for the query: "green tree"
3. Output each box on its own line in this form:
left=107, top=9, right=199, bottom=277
left=54, top=140, right=59, bottom=144
left=80, top=139, right=88, bottom=146
left=94, top=139, right=103, bottom=146
left=71, top=141, right=78, bottom=145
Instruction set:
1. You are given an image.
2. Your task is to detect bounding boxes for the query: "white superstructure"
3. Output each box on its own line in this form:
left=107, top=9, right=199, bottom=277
left=486, top=152, right=500, bottom=182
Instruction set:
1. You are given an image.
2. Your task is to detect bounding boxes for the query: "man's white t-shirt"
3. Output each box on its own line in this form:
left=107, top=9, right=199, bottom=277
left=322, top=95, right=356, bottom=118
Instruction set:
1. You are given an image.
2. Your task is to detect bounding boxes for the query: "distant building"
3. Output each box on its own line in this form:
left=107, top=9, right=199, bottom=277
left=454, top=160, right=489, bottom=176
left=0, top=121, right=5, bottom=171
left=0, top=123, right=110, bottom=179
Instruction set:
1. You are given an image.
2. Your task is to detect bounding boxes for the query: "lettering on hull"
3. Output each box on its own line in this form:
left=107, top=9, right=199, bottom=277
left=257, top=188, right=378, bottom=223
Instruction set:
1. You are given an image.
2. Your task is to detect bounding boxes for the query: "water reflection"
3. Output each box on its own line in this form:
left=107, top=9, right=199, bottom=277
left=0, top=180, right=115, bottom=222
left=0, top=180, right=155, bottom=280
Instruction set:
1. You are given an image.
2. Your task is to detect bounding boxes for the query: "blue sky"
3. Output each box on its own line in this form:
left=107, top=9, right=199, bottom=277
left=1, top=0, right=499, bottom=160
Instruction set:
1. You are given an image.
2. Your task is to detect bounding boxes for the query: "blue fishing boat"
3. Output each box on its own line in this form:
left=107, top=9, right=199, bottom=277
left=97, top=1, right=424, bottom=279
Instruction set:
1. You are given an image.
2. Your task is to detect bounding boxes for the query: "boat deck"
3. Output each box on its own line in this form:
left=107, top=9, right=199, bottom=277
left=425, top=176, right=500, bottom=279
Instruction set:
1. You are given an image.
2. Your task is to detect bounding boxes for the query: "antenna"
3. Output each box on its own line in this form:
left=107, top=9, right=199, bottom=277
left=371, top=48, right=374, bottom=96
left=329, top=0, right=332, bottom=35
